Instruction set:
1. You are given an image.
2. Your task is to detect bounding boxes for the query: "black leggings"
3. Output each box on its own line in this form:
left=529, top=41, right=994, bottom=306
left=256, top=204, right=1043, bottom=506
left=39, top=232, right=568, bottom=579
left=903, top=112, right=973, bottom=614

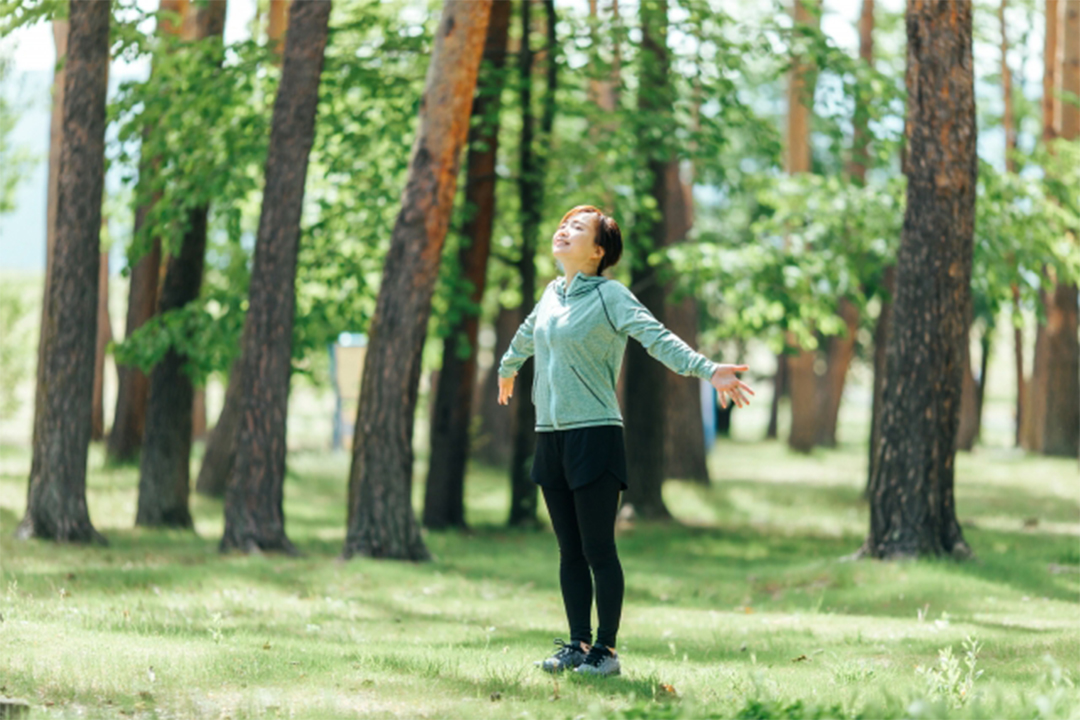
left=541, top=471, right=624, bottom=649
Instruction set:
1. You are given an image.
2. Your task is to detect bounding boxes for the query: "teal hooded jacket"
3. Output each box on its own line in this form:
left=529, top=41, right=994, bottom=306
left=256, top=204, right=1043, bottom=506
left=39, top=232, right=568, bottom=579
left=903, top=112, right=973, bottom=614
left=497, top=270, right=719, bottom=432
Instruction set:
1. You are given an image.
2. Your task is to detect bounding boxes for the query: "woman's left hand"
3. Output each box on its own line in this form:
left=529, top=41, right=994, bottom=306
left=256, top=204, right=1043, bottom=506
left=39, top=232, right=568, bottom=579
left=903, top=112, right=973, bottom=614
left=709, top=364, right=754, bottom=409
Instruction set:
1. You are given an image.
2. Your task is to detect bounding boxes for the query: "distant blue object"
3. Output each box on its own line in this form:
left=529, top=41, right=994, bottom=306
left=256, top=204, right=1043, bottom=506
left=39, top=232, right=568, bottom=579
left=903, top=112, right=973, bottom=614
left=701, top=379, right=717, bottom=450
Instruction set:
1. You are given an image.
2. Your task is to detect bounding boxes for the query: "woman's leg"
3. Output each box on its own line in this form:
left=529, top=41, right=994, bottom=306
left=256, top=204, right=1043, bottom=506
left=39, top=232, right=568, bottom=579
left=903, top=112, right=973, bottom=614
left=541, top=482, right=593, bottom=647
left=573, top=472, right=624, bottom=649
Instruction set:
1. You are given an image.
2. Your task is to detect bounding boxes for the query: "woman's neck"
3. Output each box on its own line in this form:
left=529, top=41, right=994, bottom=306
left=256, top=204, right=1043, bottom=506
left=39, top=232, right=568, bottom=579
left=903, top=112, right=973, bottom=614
left=561, top=261, right=598, bottom=279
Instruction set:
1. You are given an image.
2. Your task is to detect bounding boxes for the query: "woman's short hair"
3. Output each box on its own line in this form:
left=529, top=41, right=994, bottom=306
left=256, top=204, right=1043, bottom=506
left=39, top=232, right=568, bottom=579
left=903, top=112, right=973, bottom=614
left=559, top=205, right=623, bottom=275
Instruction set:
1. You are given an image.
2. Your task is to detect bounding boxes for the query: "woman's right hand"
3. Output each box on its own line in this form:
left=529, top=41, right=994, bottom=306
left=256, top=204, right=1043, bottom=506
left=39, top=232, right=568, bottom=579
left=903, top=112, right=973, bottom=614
left=498, top=374, right=516, bottom=406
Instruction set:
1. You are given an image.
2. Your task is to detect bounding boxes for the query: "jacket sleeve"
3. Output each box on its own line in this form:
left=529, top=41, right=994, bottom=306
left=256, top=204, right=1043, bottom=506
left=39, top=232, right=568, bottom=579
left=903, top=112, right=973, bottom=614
left=497, top=295, right=542, bottom=378
left=602, top=282, right=718, bottom=381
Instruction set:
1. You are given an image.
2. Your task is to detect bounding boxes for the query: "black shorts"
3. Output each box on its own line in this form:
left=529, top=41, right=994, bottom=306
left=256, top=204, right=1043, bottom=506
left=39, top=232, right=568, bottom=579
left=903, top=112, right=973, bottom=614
left=531, top=424, right=629, bottom=491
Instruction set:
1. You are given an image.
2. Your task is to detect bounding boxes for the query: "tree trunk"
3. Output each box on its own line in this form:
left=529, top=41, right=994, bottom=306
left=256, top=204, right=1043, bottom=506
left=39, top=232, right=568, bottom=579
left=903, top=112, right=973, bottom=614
left=28, top=19, right=68, bottom=502
left=785, top=0, right=821, bottom=454
left=474, top=303, right=518, bottom=466
left=815, top=299, right=858, bottom=447
left=195, top=359, right=242, bottom=496
left=956, top=329, right=980, bottom=451
left=342, top=0, right=492, bottom=561
left=662, top=165, right=708, bottom=483
left=863, top=0, right=975, bottom=560
left=623, top=0, right=673, bottom=521
left=136, top=0, right=226, bottom=529
left=509, top=0, right=558, bottom=528
left=17, top=0, right=111, bottom=544
left=91, top=250, right=111, bottom=441
left=221, top=0, right=331, bottom=553
left=107, top=0, right=190, bottom=465
left=192, top=387, right=207, bottom=440
left=766, top=353, right=785, bottom=439
left=1040, top=0, right=1080, bottom=458
left=423, top=0, right=511, bottom=530
left=268, top=0, right=290, bottom=61
left=867, top=265, right=894, bottom=495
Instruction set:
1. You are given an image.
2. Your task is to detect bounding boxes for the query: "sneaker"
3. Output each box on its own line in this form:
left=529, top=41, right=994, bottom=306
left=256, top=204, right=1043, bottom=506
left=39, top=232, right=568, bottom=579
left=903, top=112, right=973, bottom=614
left=534, top=638, right=588, bottom=673
left=574, top=643, right=621, bottom=676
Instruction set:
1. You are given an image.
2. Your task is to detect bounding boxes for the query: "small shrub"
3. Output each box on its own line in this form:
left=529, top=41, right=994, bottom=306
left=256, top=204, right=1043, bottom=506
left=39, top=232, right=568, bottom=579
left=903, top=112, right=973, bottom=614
left=915, top=636, right=983, bottom=709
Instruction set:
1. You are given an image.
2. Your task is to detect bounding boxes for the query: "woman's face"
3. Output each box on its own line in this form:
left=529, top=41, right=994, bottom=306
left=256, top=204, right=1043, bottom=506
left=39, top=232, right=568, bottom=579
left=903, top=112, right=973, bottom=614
left=552, top=212, right=604, bottom=271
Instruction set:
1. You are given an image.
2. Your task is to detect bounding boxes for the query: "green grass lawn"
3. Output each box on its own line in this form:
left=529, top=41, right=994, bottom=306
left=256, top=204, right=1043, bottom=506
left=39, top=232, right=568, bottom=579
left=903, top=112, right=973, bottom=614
left=0, top=440, right=1077, bottom=719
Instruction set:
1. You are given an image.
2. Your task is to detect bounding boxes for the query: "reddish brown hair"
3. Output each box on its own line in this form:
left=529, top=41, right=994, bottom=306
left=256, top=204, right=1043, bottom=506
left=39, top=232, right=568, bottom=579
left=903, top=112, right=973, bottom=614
left=558, top=205, right=623, bottom=275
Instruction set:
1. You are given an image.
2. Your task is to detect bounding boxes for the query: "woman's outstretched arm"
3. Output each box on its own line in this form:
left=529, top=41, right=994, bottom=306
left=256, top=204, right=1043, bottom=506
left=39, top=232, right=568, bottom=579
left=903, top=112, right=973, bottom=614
left=496, top=299, right=541, bottom=405
left=601, top=282, right=753, bottom=407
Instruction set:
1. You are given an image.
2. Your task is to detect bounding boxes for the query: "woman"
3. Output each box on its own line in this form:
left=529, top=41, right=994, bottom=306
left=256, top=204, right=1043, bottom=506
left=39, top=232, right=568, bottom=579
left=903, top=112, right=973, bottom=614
left=497, top=204, right=754, bottom=677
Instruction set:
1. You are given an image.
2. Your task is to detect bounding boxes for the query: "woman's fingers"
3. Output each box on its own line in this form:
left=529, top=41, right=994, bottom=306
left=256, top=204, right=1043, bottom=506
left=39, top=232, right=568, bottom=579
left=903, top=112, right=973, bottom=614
left=738, top=380, right=755, bottom=396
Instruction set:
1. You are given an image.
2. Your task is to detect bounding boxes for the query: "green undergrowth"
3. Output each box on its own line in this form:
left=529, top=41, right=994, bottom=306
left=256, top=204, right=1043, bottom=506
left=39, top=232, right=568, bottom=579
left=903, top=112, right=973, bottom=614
left=0, top=441, right=1077, bottom=719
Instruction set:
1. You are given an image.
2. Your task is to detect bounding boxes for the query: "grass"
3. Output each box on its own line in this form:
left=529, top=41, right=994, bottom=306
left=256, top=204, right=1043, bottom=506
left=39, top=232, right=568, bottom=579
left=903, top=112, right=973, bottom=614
left=0, top=439, right=1077, bottom=719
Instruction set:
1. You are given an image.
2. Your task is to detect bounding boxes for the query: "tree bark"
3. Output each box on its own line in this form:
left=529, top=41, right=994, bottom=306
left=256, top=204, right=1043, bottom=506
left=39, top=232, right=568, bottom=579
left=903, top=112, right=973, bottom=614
left=221, top=0, right=331, bottom=553
left=268, top=0, right=290, bottom=62
left=1039, top=0, right=1080, bottom=458
left=956, top=328, right=981, bottom=451
left=662, top=165, right=708, bottom=483
left=785, top=0, right=821, bottom=454
left=195, top=359, right=242, bottom=496
left=424, top=0, right=511, bottom=530
left=867, top=265, right=894, bottom=495
left=192, top=387, right=207, bottom=440
left=91, top=250, right=112, bottom=441
left=107, top=0, right=190, bottom=465
left=766, top=353, right=785, bottom=440
left=136, top=0, right=227, bottom=529
left=509, top=0, right=558, bottom=527
left=863, top=0, right=975, bottom=560
left=342, top=0, right=492, bottom=560
left=623, top=0, right=673, bottom=520
left=815, top=300, right=858, bottom=447
left=17, top=0, right=111, bottom=544
left=474, top=303, right=518, bottom=466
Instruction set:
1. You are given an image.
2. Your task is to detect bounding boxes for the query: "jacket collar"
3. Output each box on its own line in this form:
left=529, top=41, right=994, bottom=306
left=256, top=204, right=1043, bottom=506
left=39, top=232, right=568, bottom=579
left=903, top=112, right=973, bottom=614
left=557, top=270, right=607, bottom=299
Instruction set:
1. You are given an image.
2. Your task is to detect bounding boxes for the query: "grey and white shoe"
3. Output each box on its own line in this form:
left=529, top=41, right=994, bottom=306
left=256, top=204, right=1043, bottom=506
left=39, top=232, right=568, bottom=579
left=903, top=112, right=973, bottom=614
left=535, top=638, right=588, bottom=673
left=574, top=643, right=621, bottom=676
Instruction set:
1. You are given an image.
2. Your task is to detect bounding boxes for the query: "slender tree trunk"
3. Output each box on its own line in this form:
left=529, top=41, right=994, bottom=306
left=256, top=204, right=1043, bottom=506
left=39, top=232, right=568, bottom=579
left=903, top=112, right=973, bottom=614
left=766, top=353, right=785, bottom=439
left=221, top=0, right=331, bottom=553
left=192, top=387, right=207, bottom=440
left=662, top=164, right=708, bottom=483
left=17, top=0, right=111, bottom=544
left=91, top=250, right=111, bottom=441
left=268, top=0, right=290, bottom=61
left=342, top=0, right=492, bottom=560
left=107, top=0, right=190, bottom=464
left=136, top=0, right=227, bottom=529
left=863, top=0, right=975, bottom=560
left=509, top=0, right=557, bottom=527
left=424, top=0, right=511, bottom=530
left=956, top=327, right=981, bottom=451
left=786, top=0, right=821, bottom=454
left=474, top=303, right=518, bottom=466
left=1040, top=0, right=1080, bottom=458
left=195, top=359, right=242, bottom=496
left=623, top=0, right=672, bottom=520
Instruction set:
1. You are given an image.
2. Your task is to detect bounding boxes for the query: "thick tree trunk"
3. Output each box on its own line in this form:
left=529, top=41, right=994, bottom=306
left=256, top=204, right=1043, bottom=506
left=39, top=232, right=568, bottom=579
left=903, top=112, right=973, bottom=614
left=28, top=19, right=68, bottom=500
left=424, top=0, right=511, bottom=530
left=17, top=0, right=111, bottom=544
left=107, top=0, right=189, bottom=464
left=867, top=265, right=894, bottom=495
left=863, top=0, right=975, bottom=560
left=195, top=360, right=242, bottom=496
left=785, top=0, right=821, bottom=454
left=342, top=1, right=492, bottom=560
left=91, top=250, right=112, bottom=441
left=136, top=0, right=226, bottom=529
left=622, top=0, right=672, bottom=520
left=221, top=0, right=331, bottom=553
left=474, top=304, right=518, bottom=466
left=1040, top=0, right=1080, bottom=458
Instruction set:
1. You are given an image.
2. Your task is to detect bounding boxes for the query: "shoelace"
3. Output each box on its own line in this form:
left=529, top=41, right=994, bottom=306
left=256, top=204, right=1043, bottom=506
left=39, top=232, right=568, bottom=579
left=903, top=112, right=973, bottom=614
left=582, top=644, right=611, bottom=667
left=550, top=638, right=584, bottom=660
